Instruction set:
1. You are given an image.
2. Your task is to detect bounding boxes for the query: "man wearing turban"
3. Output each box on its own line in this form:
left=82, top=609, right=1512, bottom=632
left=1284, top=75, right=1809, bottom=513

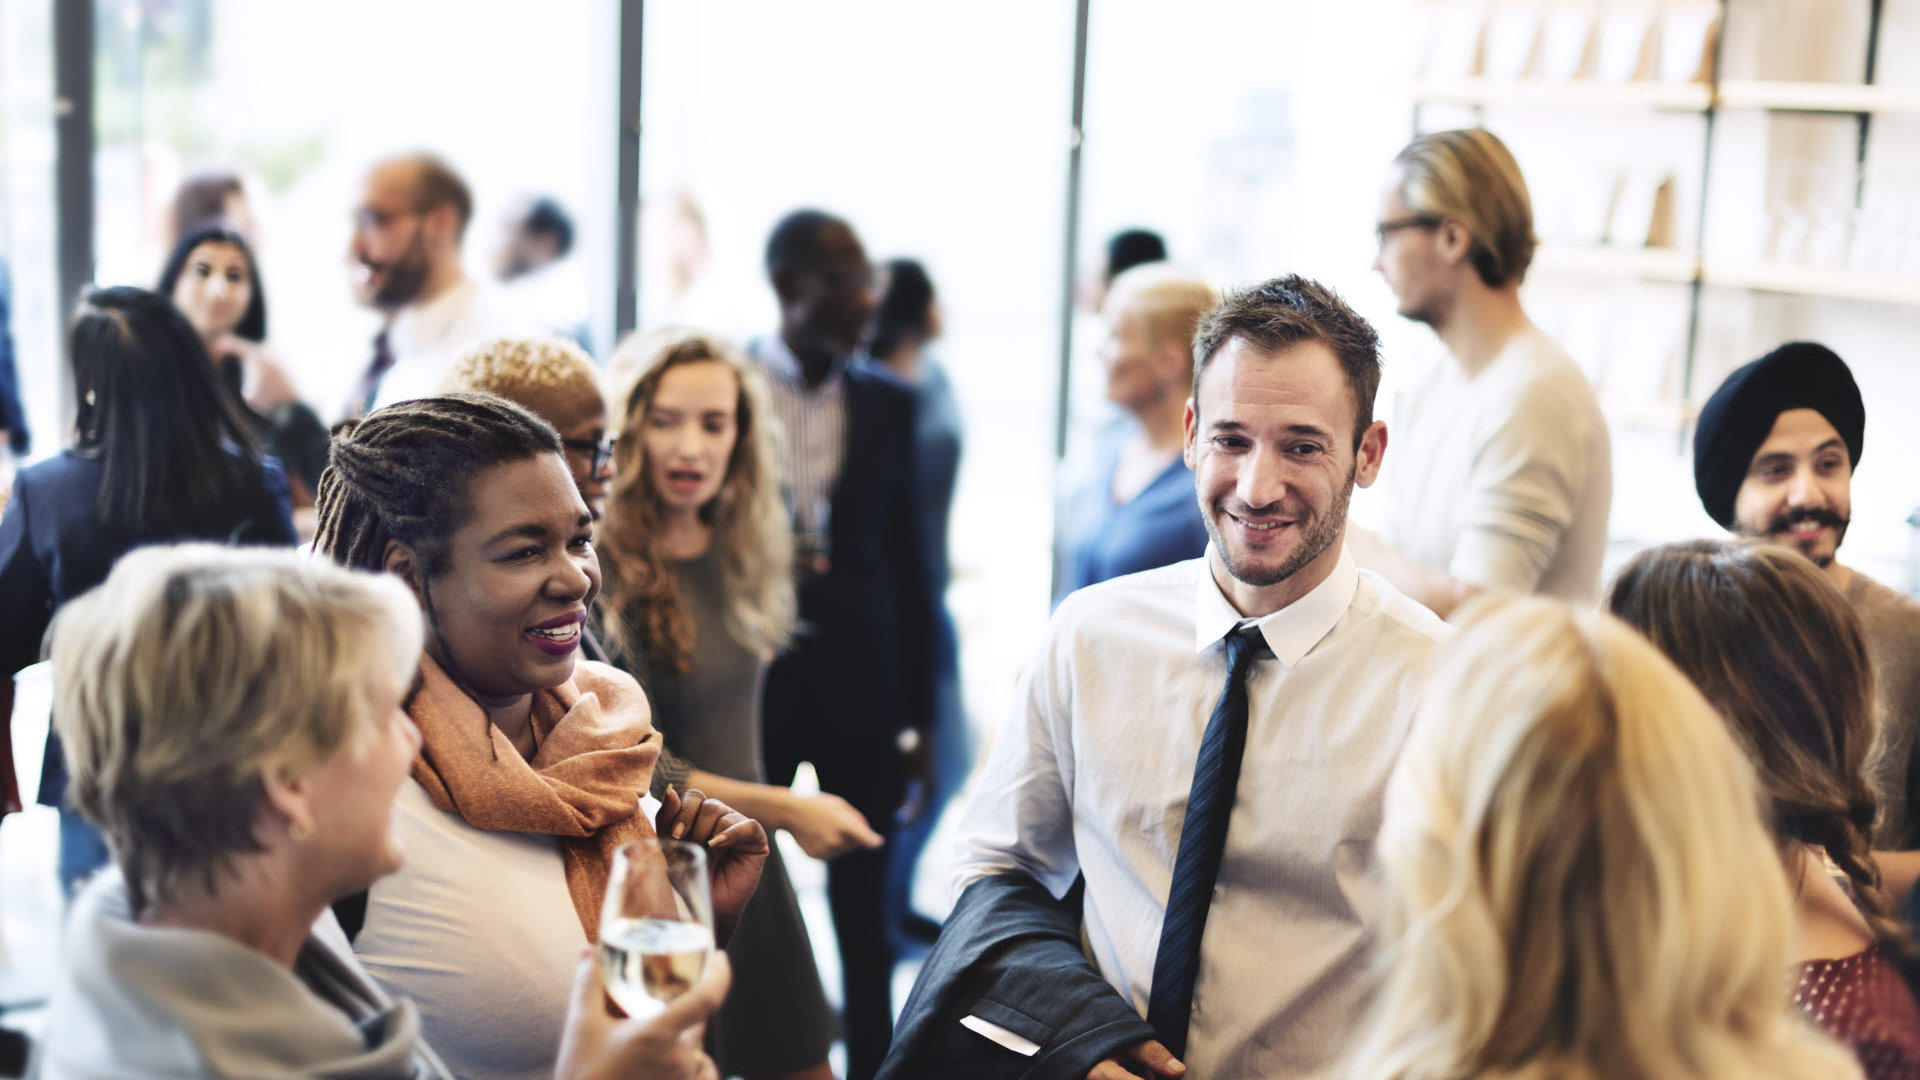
left=1693, top=341, right=1920, bottom=887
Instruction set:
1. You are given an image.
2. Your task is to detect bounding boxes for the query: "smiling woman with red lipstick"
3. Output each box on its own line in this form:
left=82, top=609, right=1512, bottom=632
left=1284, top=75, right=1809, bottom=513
left=314, top=392, right=767, bottom=1080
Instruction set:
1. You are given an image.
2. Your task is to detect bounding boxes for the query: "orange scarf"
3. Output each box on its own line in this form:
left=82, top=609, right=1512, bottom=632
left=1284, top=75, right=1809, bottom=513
left=407, top=653, right=661, bottom=941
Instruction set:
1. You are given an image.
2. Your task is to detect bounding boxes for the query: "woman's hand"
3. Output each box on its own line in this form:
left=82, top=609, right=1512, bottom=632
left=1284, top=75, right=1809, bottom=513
left=781, top=790, right=884, bottom=860
left=211, top=334, right=299, bottom=413
left=556, top=947, right=728, bottom=1080
left=656, top=787, right=767, bottom=944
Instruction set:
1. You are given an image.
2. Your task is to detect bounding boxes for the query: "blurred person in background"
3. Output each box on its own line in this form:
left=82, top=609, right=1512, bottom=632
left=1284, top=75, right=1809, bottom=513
left=343, top=152, right=532, bottom=418
left=441, top=338, right=614, bottom=529
left=314, top=392, right=767, bottom=1080
left=1690, top=342, right=1920, bottom=899
left=750, top=209, right=935, bottom=1080
left=1348, top=127, right=1611, bottom=616
left=1345, top=595, right=1867, bottom=1080
left=159, top=223, right=331, bottom=502
left=33, top=543, right=732, bottom=1080
left=0, top=259, right=29, bottom=468
left=1080, top=228, right=1168, bottom=315
left=0, top=287, right=295, bottom=899
left=867, top=258, right=969, bottom=947
left=168, top=167, right=260, bottom=251
left=1609, top=539, right=1920, bottom=1076
left=600, top=329, right=880, bottom=1080
left=495, top=195, right=591, bottom=350
left=1054, top=264, right=1216, bottom=603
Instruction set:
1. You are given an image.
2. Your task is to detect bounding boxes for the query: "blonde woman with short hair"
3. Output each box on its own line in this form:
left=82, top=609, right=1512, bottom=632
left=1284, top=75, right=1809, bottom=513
left=1346, top=595, right=1863, bottom=1080
left=35, top=543, right=730, bottom=1080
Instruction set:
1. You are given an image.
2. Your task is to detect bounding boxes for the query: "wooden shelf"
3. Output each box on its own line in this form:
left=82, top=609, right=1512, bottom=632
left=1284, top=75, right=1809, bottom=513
left=1608, top=398, right=1698, bottom=431
left=1701, top=261, right=1920, bottom=305
left=1532, top=245, right=1700, bottom=283
left=1717, top=80, right=1920, bottom=114
left=1412, top=78, right=1713, bottom=111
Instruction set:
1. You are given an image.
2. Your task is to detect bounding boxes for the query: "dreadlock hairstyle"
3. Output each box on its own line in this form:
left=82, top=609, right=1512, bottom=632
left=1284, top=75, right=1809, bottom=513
left=600, top=328, right=793, bottom=673
left=314, top=393, right=563, bottom=585
left=1607, top=538, right=1913, bottom=957
left=68, top=286, right=265, bottom=534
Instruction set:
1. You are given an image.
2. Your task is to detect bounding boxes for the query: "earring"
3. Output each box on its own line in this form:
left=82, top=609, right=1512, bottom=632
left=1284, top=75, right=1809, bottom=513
left=288, top=819, right=313, bottom=843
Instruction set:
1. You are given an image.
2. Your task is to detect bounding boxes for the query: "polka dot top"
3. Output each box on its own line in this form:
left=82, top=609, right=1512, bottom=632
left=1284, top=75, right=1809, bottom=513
left=1793, top=947, right=1920, bottom=1080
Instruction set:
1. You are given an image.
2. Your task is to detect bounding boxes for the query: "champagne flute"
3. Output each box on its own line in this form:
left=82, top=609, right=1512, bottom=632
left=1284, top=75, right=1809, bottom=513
left=599, top=838, right=715, bottom=1015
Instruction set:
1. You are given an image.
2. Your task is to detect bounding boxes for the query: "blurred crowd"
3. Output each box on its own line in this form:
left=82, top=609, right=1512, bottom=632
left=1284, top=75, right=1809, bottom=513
left=1, top=127, right=1917, bottom=1080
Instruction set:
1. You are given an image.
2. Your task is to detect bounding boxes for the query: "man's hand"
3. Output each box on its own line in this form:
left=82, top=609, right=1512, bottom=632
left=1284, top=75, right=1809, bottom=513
left=556, top=948, right=727, bottom=1080
left=1087, top=1039, right=1185, bottom=1080
left=782, top=790, right=884, bottom=860
left=656, top=787, right=768, bottom=942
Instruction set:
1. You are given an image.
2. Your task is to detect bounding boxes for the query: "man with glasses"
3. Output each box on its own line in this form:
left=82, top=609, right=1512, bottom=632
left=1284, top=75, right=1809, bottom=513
left=343, top=152, right=533, bottom=418
left=1347, top=127, right=1611, bottom=615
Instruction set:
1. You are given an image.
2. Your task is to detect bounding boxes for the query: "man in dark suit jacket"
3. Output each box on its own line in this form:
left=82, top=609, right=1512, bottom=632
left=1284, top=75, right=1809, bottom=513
left=751, top=208, right=936, bottom=1080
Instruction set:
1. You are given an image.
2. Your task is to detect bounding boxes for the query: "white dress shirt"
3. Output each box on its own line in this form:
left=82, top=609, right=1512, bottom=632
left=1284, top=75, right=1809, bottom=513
left=751, top=336, right=847, bottom=537
left=1382, top=325, right=1612, bottom=602
left=954, top=547, right=1449, bottom=1079
left=368, top=276, right=537, bottom=413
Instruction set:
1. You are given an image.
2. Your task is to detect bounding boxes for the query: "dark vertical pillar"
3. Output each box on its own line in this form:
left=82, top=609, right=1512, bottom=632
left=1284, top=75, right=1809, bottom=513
left=54, top=0, right=93, bottom=313
left=614, top=0, right=644, bottom=342
left=1052, top=0, right=1090, bottom=462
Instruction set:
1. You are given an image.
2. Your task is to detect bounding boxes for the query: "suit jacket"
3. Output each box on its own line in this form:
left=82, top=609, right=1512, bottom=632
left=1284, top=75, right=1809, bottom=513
left=878, top=873, right=1156, bottom=1080
left=762, top=359, right=936, bottom=790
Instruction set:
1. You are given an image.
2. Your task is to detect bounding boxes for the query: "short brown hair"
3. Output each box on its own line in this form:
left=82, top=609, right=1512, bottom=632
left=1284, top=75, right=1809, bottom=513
left=49, top=544, right=422, bottom=913
left=1607, top=538, right=1910, bottom=954
left=406, top=152, right=473, bottom=238
left=1190, top=274, right=1382, bottom=449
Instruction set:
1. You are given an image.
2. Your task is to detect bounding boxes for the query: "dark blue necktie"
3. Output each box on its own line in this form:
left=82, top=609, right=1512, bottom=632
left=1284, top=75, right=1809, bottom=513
left=1146, top=623, right=1269, bottom=1058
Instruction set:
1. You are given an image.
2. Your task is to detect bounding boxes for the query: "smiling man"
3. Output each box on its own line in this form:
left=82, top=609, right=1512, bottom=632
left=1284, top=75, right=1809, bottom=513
left=1693, top=342, right=1920, bottom=866
left=911, top=276, right=1448, bottom=1080
left=343, top=153, right=533, bottom=419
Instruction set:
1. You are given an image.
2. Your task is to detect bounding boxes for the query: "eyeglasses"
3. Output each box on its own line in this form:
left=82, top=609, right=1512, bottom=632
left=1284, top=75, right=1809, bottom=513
left=1374, top=215, right=1443, bottom=249
left=562, top=436, right=618, bottom=473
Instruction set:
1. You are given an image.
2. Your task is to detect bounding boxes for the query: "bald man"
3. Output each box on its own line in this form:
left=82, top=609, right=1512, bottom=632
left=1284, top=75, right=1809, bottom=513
left=343, top=152, right=534, bottom=418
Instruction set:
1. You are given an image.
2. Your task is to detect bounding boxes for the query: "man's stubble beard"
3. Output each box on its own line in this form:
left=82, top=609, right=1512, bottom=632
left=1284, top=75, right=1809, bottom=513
left=1206, top=460, right=1357, bottom=588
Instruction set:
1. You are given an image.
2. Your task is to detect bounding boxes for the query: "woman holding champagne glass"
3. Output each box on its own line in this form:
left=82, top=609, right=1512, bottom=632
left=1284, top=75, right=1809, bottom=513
left=315, top=392, right=767, bottom=1080
left=599, top=329, right=858, bottom=1080
left=35, top=543, right=731, bottom=1079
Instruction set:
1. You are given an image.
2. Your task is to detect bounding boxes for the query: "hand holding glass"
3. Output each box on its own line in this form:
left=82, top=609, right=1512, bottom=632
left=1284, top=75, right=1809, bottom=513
left=599, top=839, right=715, bottom=1016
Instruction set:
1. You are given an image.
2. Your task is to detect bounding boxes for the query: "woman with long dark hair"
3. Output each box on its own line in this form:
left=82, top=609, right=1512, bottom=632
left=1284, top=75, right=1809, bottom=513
left=158, top=223, right=330, bottom=498
left=0, top=286, right=296, bottom=895
left=1608, top=539, right=1920, bottom=1076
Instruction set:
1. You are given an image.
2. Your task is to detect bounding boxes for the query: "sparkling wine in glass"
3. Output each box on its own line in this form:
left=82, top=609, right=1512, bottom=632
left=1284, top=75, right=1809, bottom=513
left=599, top=838, right=714, bottom=1014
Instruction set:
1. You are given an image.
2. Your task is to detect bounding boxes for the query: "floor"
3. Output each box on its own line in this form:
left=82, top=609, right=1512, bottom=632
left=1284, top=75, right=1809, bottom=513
left=0, top=663, right=964, bottom=1079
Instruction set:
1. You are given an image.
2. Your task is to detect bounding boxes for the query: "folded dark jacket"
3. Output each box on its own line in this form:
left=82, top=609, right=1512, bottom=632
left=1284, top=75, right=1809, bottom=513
left=879, top=872, right=1156, bottom=1080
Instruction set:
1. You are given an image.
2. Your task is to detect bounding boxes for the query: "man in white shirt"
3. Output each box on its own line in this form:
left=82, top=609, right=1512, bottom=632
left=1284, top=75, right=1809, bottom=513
left=1347, top=128, right=1611, bottom=615
left=344, top=153, right=532, bottom=417
left=948, top=275, right=1449, bottom=1079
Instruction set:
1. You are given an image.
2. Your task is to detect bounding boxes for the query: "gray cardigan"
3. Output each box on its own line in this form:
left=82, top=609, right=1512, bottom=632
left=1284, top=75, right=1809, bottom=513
left=33, top=871, right=451, bottom=1079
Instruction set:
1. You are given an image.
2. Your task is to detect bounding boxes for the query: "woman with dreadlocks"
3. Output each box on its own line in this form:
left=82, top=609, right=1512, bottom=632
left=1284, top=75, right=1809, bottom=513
left=314, top=392, right=768, bottom=1080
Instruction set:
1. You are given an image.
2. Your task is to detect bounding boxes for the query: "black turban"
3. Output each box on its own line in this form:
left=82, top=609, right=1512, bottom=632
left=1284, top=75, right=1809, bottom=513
left=1692, top=341, right=1863, bottom=529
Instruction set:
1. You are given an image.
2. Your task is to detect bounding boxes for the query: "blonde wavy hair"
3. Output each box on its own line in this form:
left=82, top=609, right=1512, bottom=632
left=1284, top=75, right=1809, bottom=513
left=599, top=327, right=793, bottom=671
left=1345, top=596, right=1861, bottom=1080
left=49, top=543, right=422, bottom=914
left=1393, top=128, right=1536, bottom=288
left=439, top=336, right=603, bottom=422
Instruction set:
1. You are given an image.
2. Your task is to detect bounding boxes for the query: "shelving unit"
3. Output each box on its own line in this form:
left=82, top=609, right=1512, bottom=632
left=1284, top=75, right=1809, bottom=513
left=1411, top=78, right=1713, bottom=111
left=1413, top=1, right=1920, bottom=425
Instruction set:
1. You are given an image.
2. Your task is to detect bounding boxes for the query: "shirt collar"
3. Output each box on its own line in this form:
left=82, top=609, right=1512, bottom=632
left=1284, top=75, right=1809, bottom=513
left=391, top=275, right=476, bottom=348
left=758, top=334, right=846, bottom=392
left=1192, top=543, right=1360, bottom=666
